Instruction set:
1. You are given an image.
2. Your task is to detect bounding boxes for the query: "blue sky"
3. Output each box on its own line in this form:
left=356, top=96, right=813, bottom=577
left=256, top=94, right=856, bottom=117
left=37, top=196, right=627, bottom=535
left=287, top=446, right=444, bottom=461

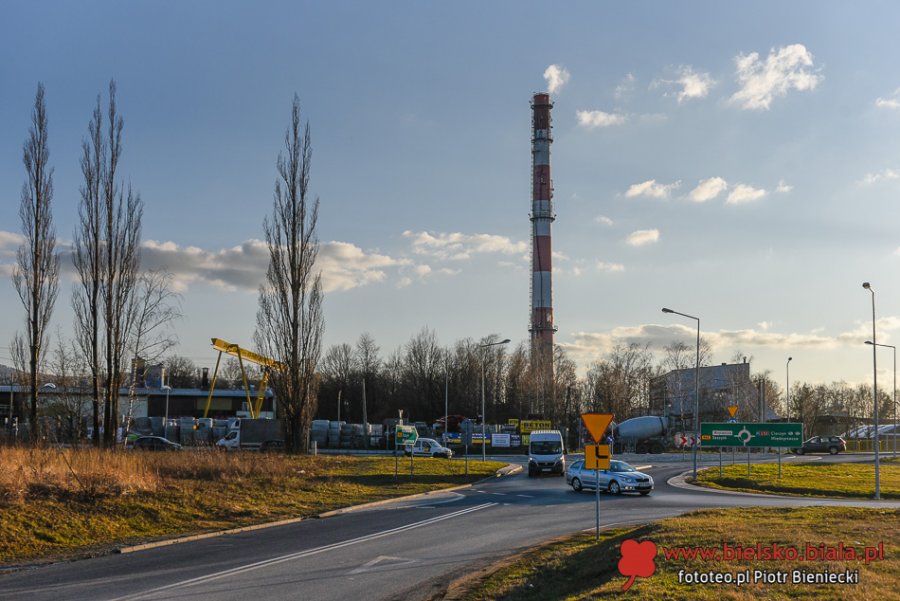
left=2, top=1, right=900, bottom=387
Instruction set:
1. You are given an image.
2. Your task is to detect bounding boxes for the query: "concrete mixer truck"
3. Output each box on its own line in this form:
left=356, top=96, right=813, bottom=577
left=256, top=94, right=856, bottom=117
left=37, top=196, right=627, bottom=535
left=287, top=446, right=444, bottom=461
left=612, top=416, right=670, bottom=454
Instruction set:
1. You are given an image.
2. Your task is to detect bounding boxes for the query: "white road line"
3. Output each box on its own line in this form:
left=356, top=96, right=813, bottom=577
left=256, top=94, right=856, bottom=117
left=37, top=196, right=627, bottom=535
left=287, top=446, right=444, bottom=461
left=488, top=492, right=506, bottom=496
left=108, top=502, right=497, bottom=601
left=516, top=494, right=534, bottom=498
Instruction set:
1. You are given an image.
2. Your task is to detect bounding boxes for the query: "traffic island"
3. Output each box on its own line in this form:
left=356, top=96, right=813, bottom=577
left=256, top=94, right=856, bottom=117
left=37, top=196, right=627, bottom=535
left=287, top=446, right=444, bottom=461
left=437, top=507, right=900, bottom=600
left=691, top=462, right=900, bottom=500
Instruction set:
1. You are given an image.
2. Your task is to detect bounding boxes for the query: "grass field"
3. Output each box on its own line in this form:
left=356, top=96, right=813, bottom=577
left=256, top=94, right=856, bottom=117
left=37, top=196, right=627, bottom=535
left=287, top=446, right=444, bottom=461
left=452, top=507, right=899, bottom=601
left=692, top=461, right=900, bottom=499
left=0, top=447, right=505, bottom=565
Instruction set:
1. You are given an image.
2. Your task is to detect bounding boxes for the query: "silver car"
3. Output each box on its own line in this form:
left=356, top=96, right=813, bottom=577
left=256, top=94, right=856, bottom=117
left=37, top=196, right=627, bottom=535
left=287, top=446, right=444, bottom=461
left=565, top=459, right=653, bottom=496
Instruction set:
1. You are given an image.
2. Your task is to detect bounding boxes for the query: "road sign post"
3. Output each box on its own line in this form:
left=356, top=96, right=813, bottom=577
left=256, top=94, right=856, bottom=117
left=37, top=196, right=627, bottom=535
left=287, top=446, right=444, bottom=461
left=394, top=425, right=419, bottom=481
left=701, top=422, right=802, bottom=479
left=581, top=413, right=613, bottom=541
left=461, top=419, right=473, bottom=477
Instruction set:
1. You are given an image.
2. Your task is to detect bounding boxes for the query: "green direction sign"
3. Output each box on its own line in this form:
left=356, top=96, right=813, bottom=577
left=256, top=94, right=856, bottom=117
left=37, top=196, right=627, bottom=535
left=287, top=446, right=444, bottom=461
left=700, top=423, right=803, bottom=448
left=395, top=425, right=418, bottom=445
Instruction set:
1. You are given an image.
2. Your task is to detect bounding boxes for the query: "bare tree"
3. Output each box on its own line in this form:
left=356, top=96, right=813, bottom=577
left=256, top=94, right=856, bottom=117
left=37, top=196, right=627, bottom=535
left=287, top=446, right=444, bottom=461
left=72, top=80, right=143, bottom=446
left=13, top=83, right=60, bottom=440
left=46, top=332, right=89, bottom=441
left=255, top=95, right=325, bottom=453
left=163, top=355, right=199, bottom=388
left=10, top=333, right=28, bottom=427
left=123, top=269, right=181, bottom=442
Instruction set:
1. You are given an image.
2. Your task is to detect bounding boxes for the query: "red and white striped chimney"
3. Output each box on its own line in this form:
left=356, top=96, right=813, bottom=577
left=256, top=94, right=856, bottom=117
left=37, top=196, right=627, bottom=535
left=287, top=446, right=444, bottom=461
left=529, top=92, right=556, bottom=372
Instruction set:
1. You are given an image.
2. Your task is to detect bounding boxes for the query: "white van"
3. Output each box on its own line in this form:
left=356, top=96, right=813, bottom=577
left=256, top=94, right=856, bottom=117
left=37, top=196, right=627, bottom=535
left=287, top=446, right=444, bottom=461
left=527, top=429, right=566, bottom=476
left=404, top=437, right=453, bottom=459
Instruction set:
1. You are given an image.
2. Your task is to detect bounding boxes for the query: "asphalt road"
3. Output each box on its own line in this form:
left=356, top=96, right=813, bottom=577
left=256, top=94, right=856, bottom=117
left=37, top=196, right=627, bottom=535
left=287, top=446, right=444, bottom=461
left=1, top=453, right=896, bottom=601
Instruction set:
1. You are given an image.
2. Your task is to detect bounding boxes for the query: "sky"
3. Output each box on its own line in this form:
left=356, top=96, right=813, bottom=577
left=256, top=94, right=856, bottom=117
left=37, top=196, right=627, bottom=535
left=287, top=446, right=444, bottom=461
left=2, top=1, right=900, bottom=389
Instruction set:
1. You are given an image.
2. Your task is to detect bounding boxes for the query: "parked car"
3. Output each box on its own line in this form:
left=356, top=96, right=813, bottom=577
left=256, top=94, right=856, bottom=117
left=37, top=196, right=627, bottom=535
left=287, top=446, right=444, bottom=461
left=565, top=459, right=653, bottom=495
left=793, top=436, right=846, bottom=455
left=127, top=436, right=182, bottom=451
left=404, top=437, right=453, bottom=458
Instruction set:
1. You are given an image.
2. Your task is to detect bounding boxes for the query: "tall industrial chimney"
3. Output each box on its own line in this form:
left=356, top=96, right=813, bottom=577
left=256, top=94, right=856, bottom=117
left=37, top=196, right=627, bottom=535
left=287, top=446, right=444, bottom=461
left=529, top=92, right=556, bottom=388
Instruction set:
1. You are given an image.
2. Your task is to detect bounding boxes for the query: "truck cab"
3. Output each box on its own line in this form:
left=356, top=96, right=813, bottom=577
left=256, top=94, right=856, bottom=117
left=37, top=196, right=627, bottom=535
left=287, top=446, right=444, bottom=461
left=527, top=429, right=566, bottom=476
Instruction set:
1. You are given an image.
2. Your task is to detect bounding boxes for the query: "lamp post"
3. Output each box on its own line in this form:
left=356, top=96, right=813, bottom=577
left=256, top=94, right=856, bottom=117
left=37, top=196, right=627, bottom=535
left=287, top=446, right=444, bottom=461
left=786, top=357, right=792, bottom=421
left=862, top=282, right=880, bottom=500
left=480, top=338, right=511, bottom=461
left=663, top=307, right=700, bottom=480
left=162, top=385, right=172, bottom=440
left=866, top=340, right=896, bottom=459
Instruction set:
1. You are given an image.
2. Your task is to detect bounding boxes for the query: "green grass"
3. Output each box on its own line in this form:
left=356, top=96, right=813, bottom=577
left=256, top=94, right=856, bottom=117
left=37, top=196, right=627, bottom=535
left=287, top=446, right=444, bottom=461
left=692, top=462, right=900, bottom=499
left=455, top=507, right=900, bottom=601
left=0, top=451, right=505, bottom=565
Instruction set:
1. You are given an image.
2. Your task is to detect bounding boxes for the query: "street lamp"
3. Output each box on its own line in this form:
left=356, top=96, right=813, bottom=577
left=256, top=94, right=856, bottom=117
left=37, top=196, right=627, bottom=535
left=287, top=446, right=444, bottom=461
left=162, top=384, right=172, bottom=440
left=662, top=307, right=701, bottom=480
left=866, top=340, right=896, bottom=459
left=480, top=338, right=511, bottom=461
left=786, top=357, right=792, bottom=421
left=862, top=282, right=880, bottom=500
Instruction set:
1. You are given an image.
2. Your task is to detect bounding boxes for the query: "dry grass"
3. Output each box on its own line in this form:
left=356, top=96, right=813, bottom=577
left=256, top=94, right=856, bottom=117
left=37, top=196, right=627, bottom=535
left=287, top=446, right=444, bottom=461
left=0, top=446, right=161, bottom=503
left=0, top=447, right=505, bottom=565
left=693, top=461, right=900, bottom=499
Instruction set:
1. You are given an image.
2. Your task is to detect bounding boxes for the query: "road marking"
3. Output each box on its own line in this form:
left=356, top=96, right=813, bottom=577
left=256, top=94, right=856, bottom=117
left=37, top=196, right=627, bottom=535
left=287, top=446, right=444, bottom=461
left=109, top=502, right=497, bottom=601
left=488, top=492, right=506, bottom=496
left=516, top=494, right=534, bottom=498
left=349, top=555, right=417, bottom=574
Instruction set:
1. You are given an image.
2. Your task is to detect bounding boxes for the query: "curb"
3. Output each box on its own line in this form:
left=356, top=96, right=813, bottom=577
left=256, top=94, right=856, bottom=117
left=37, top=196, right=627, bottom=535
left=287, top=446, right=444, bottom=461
left=666, top=468, right=805, bottom=499
left=117, top=463, right=521, bottom=554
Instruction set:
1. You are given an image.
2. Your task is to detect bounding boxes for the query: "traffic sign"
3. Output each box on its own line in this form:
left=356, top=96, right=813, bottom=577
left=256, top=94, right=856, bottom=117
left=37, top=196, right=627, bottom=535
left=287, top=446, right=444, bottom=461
left=585, top=444, right=611, bottom=470
left=395, top=425, right=418, bottom=445
left=700, top=423, right=802, bottom=448
left=460, top=419, right=473, bottom=446
left=581, top=413, right=614, bottom=443
left=727, top=406, right=738, bottom=418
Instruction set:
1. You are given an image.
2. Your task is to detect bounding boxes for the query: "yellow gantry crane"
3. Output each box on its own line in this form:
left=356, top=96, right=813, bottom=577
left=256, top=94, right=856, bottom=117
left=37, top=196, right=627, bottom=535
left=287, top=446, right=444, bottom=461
left=203, top=338, right=286, bottom=419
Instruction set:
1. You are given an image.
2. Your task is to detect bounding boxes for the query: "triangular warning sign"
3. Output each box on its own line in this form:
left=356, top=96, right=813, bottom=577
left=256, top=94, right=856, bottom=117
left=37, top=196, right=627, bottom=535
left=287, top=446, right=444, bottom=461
left=581, top=413, right=613, bottom=443
left=727, top=405, right=738, bottom=418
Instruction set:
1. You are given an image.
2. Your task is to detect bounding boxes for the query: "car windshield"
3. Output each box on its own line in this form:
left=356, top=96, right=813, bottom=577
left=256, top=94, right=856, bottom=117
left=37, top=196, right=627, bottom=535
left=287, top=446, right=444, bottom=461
left=531, top=441, right=561, bottom=454
left=610, top=461, right=636, bottom=472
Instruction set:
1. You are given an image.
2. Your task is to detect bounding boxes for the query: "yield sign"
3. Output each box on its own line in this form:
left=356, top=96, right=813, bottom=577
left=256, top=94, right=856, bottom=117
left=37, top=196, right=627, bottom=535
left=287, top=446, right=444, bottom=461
left=727, top=405, right=739, bottom=418
left=581, top=413, right=614, bottom=443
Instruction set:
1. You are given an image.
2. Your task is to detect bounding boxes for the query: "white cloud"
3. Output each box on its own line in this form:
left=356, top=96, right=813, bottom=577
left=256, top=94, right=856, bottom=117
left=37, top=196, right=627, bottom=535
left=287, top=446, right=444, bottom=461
left=576, top=110, right=627, bottom=129
left=402, top=230, right=527, bottom=261
left=689, top=177, right=728, bottom=203
left=543, top=64, right=570, bottom=94
left=595, top=215, right=614, bottom=226
left=875, top=89, right=900, bottom=110
left=596, top=261, right=625, bottom=273
left=626, top=229, right=660, bottom=247
left=562, top=319, right=900, bottom=363
left=625, top=179, right=681, bottom=199
left=0, top=231, right=26, bottom=248
left=730, top=44, right=823, bottom=110
left=860, top=168, right=900, bottom=185
left=615, top=73, right=636, bottom=99
left=726, top=184, right=767, bottom=205
left=775, top=179, right=793, bottom=193
left=654, top=66, right=715, bottom=103
left=137, top=238, right=405, bottom=293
